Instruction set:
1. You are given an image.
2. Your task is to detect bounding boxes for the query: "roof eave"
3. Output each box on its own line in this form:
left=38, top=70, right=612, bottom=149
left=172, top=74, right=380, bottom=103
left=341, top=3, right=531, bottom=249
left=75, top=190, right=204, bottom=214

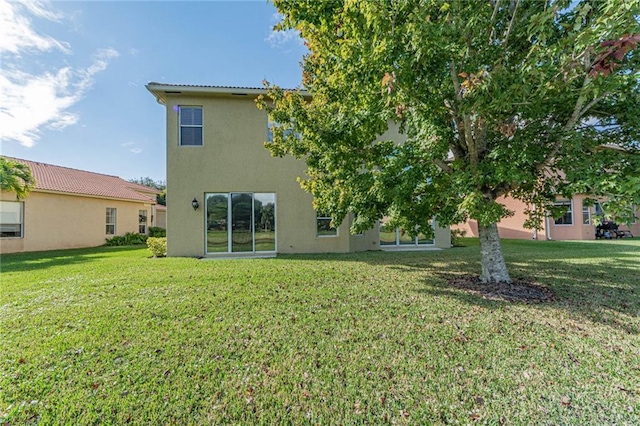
left=32, top=188, right=156, bottom=204
left=145, top=83, right=310, bottom=104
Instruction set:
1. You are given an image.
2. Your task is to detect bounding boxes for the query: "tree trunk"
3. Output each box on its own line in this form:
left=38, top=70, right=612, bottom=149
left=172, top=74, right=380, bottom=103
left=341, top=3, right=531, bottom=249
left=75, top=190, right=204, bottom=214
left=478, top=222, right=512, bottom=283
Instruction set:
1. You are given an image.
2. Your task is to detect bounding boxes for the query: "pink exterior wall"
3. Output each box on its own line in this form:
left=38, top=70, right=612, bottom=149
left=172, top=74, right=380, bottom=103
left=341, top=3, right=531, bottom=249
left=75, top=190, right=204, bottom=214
left=453, top=195, right=640, bottom=241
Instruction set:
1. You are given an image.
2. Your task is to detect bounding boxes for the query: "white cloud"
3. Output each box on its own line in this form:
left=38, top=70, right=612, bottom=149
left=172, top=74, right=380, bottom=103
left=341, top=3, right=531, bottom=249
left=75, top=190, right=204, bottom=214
left=121, top=141, right=142, bottom=154
left=266, top=12, right=303, bottom=48
left=0, top=0, right=69, bottom=54
left=21, top=0, right=64, bottom=21
left=0, top=1, right=119, bottom=147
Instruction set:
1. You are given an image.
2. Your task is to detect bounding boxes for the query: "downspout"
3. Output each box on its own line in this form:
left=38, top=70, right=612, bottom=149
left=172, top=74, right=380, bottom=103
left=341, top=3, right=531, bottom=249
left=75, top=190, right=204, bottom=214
left=532, top=204, right=538, bottom=240
left=545, top=215, right=552, bottom=240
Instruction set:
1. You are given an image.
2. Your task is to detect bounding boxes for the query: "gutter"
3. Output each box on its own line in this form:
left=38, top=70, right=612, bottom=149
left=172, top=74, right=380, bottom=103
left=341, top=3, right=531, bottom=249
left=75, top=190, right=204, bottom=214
left=145, top=83, right=311, bottom=105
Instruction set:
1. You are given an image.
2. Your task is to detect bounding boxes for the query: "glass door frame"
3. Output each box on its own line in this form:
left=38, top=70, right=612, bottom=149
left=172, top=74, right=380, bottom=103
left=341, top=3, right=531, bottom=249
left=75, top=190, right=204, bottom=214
left=204, top=192, right=277, bottom=255
left=379, top=219, right=435, bottom=247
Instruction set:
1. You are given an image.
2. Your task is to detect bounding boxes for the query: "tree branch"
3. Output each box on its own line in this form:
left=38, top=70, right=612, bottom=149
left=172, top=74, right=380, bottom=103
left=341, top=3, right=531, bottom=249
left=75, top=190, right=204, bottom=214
left=502, top=0, right=520, bottom=46
left=578, top=94, right=607, bottom=118
left=450, top=59, right=477, bottom=170
left=539, top=73, right=594, bottom=171
left=489, top=0, right=502, bottom=43
left=433, top=158, right=453, bottom=174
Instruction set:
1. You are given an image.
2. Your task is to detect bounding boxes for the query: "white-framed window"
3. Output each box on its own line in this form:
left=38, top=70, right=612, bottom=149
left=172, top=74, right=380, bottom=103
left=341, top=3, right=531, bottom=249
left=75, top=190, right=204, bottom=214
left=582, top=204, right=591, bottom=225
left=106, top=208, right=117, bottom=235
left=179, top=106, right=203, bottom=146
left=554, top=200, right=573, bottom=225
left=316, top=211, right=337, bottom=237
left=267, top=117, right=301, bottom=143
left=0, top=201, right=24, bottom=238
left=594, top=202, right=604, bottom=217
left=139, top=210, right=148, bottom=234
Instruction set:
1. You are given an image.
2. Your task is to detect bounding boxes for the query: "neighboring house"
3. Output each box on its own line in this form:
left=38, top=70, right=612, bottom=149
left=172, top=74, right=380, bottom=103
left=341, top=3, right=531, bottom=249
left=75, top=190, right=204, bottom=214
left=454, top=195, right=639, bottom=240
left=155, top=204, right=167, bottom=229
left=146, top=83, right=450, bottom=257
left=0, top=157, right=160, bottom=254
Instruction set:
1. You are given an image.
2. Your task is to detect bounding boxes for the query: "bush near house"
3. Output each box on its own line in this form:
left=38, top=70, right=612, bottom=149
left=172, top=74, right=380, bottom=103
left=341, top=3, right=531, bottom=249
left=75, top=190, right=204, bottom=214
left=148, top=226, right=166, bottom=238
left=146, top=237, right=167, bottom=257
left=105, top=232, right=147, bottom=246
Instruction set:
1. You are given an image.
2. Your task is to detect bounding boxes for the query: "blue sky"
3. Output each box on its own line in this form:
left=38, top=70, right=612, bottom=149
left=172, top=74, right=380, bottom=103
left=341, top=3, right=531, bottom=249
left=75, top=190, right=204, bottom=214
left=0, top=0, right=307, bottom=182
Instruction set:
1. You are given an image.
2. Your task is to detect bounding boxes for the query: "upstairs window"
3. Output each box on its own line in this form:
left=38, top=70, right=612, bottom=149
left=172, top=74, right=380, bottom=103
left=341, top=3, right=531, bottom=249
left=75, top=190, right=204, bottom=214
left=0, top=201, right=24, bottom=238
left=179, top=106, right=203, bottom=146
left=267, top=117, right=301, bottom=143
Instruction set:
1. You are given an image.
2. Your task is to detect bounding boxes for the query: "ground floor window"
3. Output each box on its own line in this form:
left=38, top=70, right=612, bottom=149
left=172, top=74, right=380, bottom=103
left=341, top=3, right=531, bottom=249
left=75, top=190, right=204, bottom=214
left=553, top=200, right=573, bottom=225
left=206, top=192, right=276, bottom=254
left=316, top=211, right=337, bottom=236
left=0, top=201, right=24, bottom=238
left=106, top=208, right=116, bottom=235
left=582, top=204, right=591, bottom=225
left=139, top=210, right=147, bottom=234
left=379, top=218, right=434, bottom=246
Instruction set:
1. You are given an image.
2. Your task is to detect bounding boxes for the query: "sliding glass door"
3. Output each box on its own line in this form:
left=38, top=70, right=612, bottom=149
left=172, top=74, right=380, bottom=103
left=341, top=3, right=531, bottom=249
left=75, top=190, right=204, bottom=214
left=380, top=218, right=434, bottom=246
left=206, top=192, right=276, bottom=254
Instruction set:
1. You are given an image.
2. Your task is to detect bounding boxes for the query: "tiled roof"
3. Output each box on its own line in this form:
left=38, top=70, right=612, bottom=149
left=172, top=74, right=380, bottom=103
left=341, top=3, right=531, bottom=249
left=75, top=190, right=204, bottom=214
left=3, top=157, right=158, bottom=203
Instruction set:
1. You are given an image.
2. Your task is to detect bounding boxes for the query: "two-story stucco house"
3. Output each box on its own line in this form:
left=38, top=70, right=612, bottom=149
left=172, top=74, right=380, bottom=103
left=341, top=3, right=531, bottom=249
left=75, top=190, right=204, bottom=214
left=146, top=83, right=450, bottom=257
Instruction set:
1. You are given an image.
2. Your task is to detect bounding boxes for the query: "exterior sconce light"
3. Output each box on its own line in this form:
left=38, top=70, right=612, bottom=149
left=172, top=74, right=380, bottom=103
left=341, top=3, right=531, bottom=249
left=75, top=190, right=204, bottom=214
left=192, top=197, right=199, bottom=210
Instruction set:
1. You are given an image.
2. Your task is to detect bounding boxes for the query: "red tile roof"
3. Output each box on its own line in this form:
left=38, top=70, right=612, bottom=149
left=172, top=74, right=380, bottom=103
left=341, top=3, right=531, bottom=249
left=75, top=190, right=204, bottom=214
left=4, top=157, right=158, bottom=203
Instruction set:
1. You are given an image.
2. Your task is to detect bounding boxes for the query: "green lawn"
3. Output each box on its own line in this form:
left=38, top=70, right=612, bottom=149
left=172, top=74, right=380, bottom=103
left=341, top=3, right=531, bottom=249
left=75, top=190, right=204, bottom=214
left=1, top=239, right=639, bottom=424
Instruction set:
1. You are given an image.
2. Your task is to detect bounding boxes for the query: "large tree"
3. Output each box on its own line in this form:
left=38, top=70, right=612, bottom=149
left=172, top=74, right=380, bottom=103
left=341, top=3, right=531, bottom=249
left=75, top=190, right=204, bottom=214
left=259, top=0, right=640, bottom=283
left=0, top=157, right=36, bottom=200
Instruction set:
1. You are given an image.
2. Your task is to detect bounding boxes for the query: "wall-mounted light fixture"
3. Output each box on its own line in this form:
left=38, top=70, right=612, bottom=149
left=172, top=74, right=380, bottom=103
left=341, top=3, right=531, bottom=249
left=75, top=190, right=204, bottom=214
left=192, top=197, right=199, bottom=210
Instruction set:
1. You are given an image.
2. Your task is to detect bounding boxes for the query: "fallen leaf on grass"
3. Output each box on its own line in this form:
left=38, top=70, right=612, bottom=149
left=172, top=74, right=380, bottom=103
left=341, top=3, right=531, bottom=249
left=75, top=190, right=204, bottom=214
left=560, top=396, right=571, bottom=406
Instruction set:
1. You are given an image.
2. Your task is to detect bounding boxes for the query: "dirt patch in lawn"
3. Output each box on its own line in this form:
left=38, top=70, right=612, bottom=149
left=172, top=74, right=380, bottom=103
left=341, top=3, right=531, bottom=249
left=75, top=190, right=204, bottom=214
left=446, top=275, right=555, bottom=303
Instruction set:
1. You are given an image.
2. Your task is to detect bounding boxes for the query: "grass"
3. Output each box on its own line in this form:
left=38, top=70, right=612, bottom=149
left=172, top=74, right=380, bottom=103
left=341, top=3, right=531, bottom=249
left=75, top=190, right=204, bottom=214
left=1, top=239, right=639, bottom=424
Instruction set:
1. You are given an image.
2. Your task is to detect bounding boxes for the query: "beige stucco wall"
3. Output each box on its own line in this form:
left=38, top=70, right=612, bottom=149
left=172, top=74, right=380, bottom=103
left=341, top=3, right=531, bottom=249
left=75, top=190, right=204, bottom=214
left=163, top=93, right=449, bottom=257
left=165, top=94, right=351, bottom=256
left=0, top=190, right=152, bottom=254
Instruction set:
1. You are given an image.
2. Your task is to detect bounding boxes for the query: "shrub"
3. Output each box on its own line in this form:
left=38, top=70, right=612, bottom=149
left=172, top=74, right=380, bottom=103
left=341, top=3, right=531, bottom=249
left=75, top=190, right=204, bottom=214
left=148, top=227, right=166, bottom=238
left=147, top=237, right=167, bottom=257
left=451, top=228, right=467, bottom=247
left=105, top=235, right=127, bottom=246
left=105, top=232, right=148, bottom=246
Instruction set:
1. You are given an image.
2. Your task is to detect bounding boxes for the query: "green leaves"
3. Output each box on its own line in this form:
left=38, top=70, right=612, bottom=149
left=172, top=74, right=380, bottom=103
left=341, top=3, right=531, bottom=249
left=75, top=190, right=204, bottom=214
left=265, top=0, right=640, bottom=242
left=0, top=157, right=36, bottom=200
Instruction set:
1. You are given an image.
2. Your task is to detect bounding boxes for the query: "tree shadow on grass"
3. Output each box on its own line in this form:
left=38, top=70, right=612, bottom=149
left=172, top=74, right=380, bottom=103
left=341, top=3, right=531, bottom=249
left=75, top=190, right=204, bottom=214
left=417, top=261, right=639, bottom=334
left=0, top=246, right=137, bottom=273
left=279, top=240, right=640, bottom=334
